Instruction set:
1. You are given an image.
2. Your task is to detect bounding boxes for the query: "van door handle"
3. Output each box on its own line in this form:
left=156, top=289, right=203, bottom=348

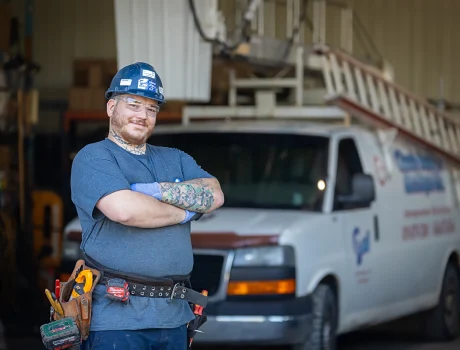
left=373, top=215, right=380, bottom=241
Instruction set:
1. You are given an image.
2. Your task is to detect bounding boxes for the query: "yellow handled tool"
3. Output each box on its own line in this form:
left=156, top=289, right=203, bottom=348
left=45, top=288, right=64, bottom=316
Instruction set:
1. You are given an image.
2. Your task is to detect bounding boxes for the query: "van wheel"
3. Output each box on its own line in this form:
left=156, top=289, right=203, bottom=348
left=293, top=284, right=338, bottom=350
left=423, top=263, right=460, bottom=341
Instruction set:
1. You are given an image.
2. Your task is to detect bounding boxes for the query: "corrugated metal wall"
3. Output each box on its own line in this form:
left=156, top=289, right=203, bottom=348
left=31, top=0, right=460, bottom=104
left=113, top=0, right=215, bottom=101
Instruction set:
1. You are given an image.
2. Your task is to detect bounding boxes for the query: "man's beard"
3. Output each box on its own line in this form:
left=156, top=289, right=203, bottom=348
left=110, top=110, right=152, bottom=145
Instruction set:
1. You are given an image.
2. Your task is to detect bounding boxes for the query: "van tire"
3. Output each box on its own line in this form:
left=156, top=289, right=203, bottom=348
left=422, top=263, right=460, bottom=341
left=293, top=284, right=338, bottom=350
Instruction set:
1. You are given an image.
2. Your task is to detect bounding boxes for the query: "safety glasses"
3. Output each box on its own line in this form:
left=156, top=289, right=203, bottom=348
left=115, top=96, right=160, bottom=118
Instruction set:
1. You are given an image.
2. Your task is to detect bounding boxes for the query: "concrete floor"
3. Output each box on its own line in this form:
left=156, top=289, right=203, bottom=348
left=196, top=321, right=460, bottom=350
left=339, top=331, right=460, bottom=350
left=195, top=334, right=460, bottom=350
left=4, top=334, right=460, bottom=350
left=4, top=326, right=460, bottom=350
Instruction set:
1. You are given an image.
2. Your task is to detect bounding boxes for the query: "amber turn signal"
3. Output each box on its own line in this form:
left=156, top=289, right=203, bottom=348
left=227, top=279, right=295, bottom=295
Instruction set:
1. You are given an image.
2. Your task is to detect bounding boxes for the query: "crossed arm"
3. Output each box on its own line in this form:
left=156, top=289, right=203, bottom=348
left=155, top=178, right=224, bottom=213
left=74, top=149, right=223, bottom=229
left=96, top=177, right=224, bottom=229
left=96, top=190, right=189, bottom=228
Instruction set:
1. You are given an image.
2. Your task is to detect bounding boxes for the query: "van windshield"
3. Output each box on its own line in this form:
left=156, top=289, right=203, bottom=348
left=152, top=132, right=329, bottom=211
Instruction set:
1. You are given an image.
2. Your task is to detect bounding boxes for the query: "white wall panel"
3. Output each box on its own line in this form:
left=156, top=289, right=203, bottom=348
left=114, top=0, right=215, bottom=102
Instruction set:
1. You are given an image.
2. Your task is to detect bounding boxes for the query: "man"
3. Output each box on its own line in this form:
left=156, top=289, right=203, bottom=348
left=70, top=62, right=224, bottom=349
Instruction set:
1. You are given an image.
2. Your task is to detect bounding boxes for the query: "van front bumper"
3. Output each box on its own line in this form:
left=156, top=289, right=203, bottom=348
left=192, top=295, right=312, bottom=345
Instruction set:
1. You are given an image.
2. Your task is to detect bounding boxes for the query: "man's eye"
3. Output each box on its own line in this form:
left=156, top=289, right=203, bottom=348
left=129, top=103, right=141, bottom=110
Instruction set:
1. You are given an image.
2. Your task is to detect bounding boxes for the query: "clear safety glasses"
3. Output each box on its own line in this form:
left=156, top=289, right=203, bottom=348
left=115, top=96, right=160, bottom=118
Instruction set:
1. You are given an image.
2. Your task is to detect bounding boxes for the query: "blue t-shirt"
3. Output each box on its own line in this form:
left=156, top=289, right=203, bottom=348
left=70, top=138, right=214, bottom=331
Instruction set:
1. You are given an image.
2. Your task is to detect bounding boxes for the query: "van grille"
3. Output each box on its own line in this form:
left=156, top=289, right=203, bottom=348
left=190, top=254, right=224, bottom=297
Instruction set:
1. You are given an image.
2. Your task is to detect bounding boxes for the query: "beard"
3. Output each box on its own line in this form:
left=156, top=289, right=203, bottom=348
left=110, top=109, right=154, bottom=145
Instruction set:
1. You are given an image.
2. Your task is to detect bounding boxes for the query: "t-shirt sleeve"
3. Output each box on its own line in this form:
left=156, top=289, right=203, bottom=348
left=178, top=150, right=215, bottom=181
left=71, top=148, right=131, bottom=220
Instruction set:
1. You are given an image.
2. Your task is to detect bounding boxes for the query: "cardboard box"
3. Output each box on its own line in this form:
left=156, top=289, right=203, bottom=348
left=88, top=65, right=103, bottom=87
left=69, top=87, right=106, bottom=111
left=73, top=59, right=118, bottom=87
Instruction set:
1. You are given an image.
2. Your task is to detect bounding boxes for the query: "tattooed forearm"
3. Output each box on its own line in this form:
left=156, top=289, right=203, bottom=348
left=158, top=179, right=215, bottom=213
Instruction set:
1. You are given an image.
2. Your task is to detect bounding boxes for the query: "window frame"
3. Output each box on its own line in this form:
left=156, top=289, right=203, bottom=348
left=324, top=135, right=371, bottom=213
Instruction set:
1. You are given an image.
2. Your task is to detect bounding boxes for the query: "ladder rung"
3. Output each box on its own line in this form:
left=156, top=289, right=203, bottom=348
left=232, top=78, right=298, bottom=89
left=321, top=48, right=460, bottom=167
left=327, top=94, right=460, bottom=165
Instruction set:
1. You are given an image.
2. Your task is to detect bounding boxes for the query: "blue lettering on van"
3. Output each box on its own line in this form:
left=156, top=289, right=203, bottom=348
left=353, top=227, right=370, bottom=266
left=393, top=150, right=445, bottom=194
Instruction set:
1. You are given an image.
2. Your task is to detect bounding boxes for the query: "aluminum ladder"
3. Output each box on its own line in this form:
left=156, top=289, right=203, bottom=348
left=320, top=47, right=460, bottom=166
left=320, top=46, right=460, bottom=202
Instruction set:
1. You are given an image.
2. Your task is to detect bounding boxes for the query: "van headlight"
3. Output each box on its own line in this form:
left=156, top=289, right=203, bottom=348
left=232, top=246, right=295, bottom=267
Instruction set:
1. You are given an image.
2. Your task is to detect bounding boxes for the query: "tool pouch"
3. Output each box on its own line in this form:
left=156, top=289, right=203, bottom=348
left=53, top=259, right=102, bottom=341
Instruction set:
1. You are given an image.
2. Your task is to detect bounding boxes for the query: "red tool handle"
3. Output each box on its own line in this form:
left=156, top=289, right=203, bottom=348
left=193, top=290, right=208, bottom=316
left=55, top=279, right=61, bottom=299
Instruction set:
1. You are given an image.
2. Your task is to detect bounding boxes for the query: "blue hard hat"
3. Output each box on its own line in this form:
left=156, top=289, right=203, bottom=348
left=105, top=62, right=165, bottom=104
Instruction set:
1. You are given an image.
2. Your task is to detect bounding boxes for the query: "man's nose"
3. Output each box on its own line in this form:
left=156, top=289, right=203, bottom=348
left=137, top=107, right=149, bottom=119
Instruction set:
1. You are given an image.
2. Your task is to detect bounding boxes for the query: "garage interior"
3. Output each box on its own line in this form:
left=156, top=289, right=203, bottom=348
left=1, top=0, right=460, bottom=349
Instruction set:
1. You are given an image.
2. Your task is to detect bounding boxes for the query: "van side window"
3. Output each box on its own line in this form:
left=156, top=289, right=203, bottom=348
left=333, top=138, right=366, bottom=211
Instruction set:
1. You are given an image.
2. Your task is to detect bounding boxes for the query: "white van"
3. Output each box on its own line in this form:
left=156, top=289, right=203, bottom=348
left=60, top=120, right=460, bottom=349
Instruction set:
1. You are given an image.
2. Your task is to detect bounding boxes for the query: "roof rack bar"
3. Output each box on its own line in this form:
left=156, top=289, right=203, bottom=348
left=232, top=78, right=299, bottom=89
left=181, top=105, right=347, bottom=126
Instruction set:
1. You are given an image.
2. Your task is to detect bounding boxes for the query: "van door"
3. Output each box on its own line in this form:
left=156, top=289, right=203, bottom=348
left=330, top=137, right=383, bottom=324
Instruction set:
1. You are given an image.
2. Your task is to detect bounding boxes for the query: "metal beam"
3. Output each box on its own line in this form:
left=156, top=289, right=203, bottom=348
left=182, top=105, right=347, bottom=126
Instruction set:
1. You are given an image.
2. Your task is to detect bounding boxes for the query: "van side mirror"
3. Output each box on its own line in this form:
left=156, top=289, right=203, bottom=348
left=337, top=173, right=375, bottom=206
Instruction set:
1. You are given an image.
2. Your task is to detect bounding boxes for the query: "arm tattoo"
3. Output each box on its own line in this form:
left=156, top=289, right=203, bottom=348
left=159, top=179, right=214, bottom=213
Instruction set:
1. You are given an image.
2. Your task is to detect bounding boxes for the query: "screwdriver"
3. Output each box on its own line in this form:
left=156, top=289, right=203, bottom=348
left=55, top=279, right=61, bottom=299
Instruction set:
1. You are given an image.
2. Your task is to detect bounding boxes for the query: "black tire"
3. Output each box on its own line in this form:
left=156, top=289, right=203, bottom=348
left=293, top=284, right=338, bottom=350
left=422, top=263, right=460, bottom=341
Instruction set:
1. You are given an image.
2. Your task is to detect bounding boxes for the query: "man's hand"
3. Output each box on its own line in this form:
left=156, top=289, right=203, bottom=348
left=181, top=209, right=200, bottom=224
left=130, top=182, right=162, bottom=200
left=130, top=178, right=224, bottom=213
left=130, top=182, right=198, bottom=221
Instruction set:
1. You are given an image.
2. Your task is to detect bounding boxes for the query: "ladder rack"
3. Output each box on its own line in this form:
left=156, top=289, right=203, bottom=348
left=182, top=46, right=349, bottom=126
left=186, top=0, right=460, bottom=171
left=320, top=47, right=460, bottom=166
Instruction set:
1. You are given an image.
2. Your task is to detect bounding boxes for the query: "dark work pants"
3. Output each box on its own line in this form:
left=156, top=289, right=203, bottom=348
left=80, top=324, right=187, bottom=350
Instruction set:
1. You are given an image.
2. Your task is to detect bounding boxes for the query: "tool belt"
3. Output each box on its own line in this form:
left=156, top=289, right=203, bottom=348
left=53, top=259, right=102, bottom=341
left=84, top=254, right=208, bottom=308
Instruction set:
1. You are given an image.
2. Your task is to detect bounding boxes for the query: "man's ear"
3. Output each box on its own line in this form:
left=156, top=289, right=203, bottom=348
left=107, top=99, right=116, bottom=117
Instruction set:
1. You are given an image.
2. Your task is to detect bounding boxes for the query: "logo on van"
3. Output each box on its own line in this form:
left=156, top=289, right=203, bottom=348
left=353, top=227, right=370, bottom=266
left=393, top=150, right=444, bottom=194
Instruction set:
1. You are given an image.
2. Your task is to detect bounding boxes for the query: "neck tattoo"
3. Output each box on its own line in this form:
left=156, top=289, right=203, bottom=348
left=110, top=130, right=146, bottom=155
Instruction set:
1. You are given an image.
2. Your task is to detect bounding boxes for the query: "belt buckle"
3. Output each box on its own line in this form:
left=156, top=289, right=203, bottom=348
left=171, top=283, right=180, bottom=300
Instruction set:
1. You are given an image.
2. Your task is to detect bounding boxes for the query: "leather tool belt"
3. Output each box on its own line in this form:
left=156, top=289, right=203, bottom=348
left=53, top=259, right=102, bottom=341
left=84, top=254, right=208, bottom=308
